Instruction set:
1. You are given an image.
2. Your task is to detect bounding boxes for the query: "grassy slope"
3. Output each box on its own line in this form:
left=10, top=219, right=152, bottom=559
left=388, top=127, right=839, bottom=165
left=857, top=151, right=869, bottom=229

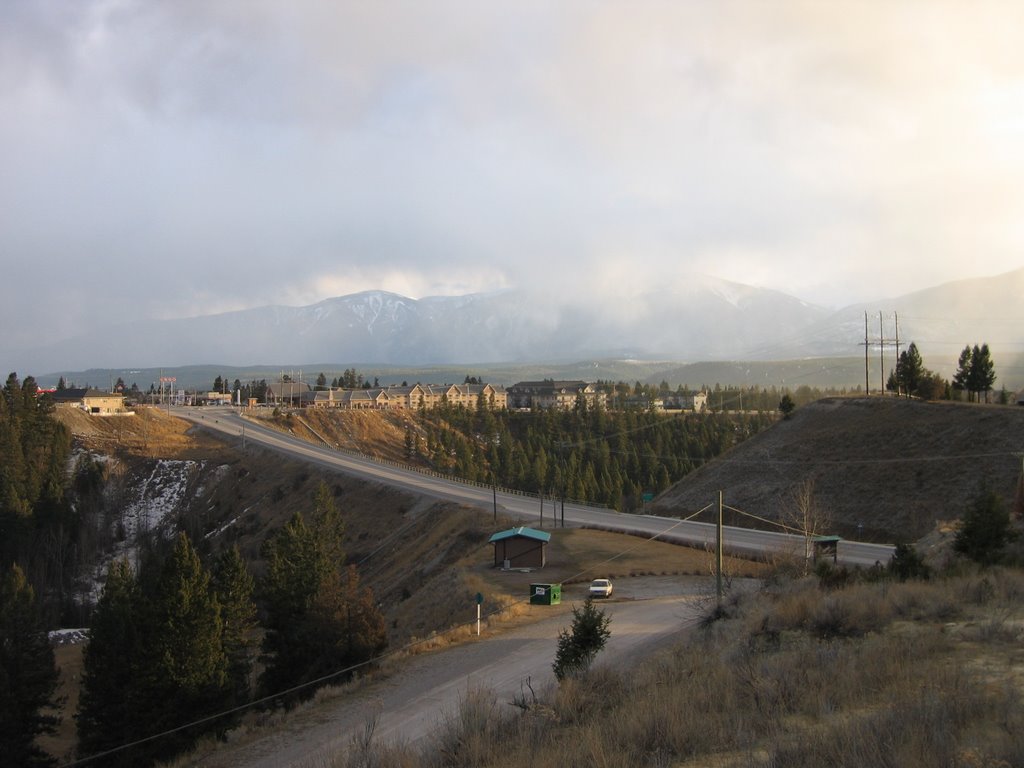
left=652, top=397, right=1024, bottom=543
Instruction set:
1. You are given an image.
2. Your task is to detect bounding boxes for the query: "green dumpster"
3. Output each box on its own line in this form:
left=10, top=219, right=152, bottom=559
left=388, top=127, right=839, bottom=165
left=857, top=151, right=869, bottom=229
left=529, top=583, right=561, bottom=605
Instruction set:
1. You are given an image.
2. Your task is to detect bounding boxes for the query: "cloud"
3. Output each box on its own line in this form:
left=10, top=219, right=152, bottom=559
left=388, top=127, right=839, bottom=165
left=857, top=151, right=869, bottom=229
left=2, top=0, right=1024, bottom=366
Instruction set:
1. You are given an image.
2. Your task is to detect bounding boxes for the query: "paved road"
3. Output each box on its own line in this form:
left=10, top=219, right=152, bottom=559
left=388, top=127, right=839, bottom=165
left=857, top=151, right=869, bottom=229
left=177, top=406, right=895, bottom=567
left=191, top=581, right=710, bottom=768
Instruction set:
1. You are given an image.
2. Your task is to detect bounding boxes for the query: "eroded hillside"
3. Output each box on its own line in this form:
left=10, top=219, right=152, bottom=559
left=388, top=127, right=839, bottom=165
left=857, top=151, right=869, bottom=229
left=652, top=397, right=1024, bottom=543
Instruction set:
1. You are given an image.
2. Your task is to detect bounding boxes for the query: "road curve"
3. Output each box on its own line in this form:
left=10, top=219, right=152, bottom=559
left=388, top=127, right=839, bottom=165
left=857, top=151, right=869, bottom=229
left=175, top=407, right=894, bottom=567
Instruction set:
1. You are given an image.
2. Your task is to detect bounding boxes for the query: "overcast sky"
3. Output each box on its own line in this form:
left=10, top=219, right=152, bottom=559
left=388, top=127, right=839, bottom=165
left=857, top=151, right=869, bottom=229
left=3, top=1, right=1024, bottom=357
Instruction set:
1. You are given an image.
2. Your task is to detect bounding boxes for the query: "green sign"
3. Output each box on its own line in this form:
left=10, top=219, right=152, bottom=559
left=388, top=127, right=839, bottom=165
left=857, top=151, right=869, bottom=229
left=642, top=492, right=655, bottom=502
left=475, top=592, right=484, bottom=605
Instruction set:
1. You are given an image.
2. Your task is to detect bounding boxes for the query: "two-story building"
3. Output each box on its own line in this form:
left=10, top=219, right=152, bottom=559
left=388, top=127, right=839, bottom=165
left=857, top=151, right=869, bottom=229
left=506, top=380, right=606, bottom=411
left=51, top=388, right=127, bottom=415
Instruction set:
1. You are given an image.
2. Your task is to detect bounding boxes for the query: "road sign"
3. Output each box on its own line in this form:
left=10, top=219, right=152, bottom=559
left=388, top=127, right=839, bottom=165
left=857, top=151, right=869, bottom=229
left=475, top=592, right=484, bottom=605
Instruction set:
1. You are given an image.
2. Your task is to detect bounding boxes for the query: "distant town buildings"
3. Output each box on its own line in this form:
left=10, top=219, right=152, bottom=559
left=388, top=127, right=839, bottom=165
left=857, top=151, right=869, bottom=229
left=265, top=382, right=508, bottom=411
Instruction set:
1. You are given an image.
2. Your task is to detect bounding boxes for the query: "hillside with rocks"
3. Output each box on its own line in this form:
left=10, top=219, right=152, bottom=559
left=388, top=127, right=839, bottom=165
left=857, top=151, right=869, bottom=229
left=651, top=397, right=1024, bottom=544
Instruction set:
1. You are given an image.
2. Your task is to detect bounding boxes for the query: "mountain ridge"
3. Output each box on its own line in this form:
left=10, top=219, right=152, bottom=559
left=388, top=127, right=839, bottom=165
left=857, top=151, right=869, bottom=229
left=12, top=268, right=1024, bottom=382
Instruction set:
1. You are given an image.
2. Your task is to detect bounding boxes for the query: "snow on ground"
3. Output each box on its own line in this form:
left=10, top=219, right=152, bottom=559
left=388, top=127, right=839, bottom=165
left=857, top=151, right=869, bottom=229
left=80, top=458, right=205, bottom=605
left=49, top=628, right=89, bottom=645
left=119, top=459, right=201, bottom=542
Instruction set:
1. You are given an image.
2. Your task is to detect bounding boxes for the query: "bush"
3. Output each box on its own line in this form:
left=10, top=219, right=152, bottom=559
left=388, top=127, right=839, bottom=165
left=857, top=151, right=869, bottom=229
left=954, top=489, right=1016, bottom=564
left=552, top=598, right=611, bottom=681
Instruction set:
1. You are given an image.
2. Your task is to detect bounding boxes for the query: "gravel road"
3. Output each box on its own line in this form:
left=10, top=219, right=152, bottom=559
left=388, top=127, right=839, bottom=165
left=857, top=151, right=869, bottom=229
left=192, top=577, right=721, bottom=768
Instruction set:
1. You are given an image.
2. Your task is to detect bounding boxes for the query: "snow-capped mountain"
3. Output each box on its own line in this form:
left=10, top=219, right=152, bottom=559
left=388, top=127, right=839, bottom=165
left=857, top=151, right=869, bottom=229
left=15, top=269, right=1024, bottom=373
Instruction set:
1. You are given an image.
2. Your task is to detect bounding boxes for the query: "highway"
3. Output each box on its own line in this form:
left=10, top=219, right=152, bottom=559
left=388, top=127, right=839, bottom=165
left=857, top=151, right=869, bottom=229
left=175, top=407, right=895, bottom=568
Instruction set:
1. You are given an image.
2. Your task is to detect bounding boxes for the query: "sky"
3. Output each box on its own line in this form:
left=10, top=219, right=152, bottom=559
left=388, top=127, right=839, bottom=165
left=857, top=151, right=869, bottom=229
left=3, top=0, right=1024, bottom=358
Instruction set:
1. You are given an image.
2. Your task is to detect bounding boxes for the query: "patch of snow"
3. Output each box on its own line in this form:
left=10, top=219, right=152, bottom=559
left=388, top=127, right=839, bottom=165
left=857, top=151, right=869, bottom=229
left=205, top=515, right=240, bottom=540
left=119, top=459, right=200, bottom=542
left=49, top=628, right=89, bottom=645
left=195, top=463, right=231, bottom=497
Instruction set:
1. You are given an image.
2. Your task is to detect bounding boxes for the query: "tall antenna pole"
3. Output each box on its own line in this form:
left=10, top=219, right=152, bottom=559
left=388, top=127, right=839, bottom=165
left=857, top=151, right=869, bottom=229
left=894, top=313, right=901, bottom=396
left=864, top=312, right=870, bottom=395
left=879, top=312, right=885, bottom=394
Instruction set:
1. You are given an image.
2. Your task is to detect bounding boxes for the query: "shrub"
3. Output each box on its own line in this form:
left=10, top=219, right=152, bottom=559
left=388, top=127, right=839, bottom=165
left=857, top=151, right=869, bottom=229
left=552, top=598, right=611, bottom=681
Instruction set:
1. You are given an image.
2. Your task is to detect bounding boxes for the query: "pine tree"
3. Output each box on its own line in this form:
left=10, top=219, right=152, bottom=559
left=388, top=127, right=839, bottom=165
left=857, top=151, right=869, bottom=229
left=136, top=533, right=228, bottom=762
left=553, top=597, right=612, bottom=681
left=954, top=489, right=1016, bottom=564
left=77, top=559, right=141, bottom=765
left=0, top=564, right=60, bottom=767
left=971, top=343, right=997, bottom=403
left=898, top=343, right=926, bottom=397
left=261, top=487, right=385, bottom=703
left=211, top=547, right=257, bottom=708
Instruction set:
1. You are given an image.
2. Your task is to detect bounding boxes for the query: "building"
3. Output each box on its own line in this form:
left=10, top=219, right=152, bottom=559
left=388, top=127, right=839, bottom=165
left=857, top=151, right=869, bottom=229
left=266, top=381, right=312, bottom=407
left=507, top=380, right=606, bottom=410
left=662, top=391, right=709, bottom=412
left=291, top=382, right=507, bottom=411
left=488, top=526, right=551, bottom=569
left=51, top=388, right=126, bottom=415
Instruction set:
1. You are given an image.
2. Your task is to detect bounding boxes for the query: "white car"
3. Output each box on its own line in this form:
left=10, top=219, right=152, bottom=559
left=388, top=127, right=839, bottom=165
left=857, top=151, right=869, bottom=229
left=589, top=578, right=613, bottom=598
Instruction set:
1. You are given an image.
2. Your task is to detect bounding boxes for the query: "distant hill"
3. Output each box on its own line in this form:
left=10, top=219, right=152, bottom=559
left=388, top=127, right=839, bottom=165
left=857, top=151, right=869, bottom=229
left=17, top=267, right=1024, bottom=389
left=650, top=397, right=1024, bottom=544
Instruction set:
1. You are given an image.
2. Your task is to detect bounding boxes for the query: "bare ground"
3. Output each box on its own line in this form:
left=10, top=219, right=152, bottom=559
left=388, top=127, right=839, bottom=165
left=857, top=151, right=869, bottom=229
left=652, top=397, right=1024, bottom=543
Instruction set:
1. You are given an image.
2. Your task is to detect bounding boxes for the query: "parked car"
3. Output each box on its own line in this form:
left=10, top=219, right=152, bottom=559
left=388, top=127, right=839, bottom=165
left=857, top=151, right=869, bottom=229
left=589, top=578, right=613, bottom=598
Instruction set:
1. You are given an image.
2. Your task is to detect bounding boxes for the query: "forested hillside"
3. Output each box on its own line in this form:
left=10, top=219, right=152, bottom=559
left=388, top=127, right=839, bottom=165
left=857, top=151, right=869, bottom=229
left=283, top=402, right=775, bottom=513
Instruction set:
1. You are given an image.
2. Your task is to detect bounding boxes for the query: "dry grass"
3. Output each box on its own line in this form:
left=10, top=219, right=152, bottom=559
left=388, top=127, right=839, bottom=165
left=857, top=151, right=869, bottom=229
left=330, top=567, right=1024, bottom=768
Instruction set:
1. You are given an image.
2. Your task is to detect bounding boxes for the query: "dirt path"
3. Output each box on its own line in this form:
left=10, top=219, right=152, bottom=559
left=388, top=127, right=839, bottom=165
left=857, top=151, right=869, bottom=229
left=192, top=578, right=717, bottom=768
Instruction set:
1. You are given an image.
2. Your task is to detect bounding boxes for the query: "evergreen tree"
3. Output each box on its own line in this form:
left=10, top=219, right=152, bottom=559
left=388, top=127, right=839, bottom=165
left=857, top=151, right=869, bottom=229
left=553, top=597, right=612, bottom=681
left=302, top=566, right=387, bottom=683
left=136, top=533, right=228, bottom=762
left=77, top=560, right=141, bottom=764
left=779, top=393, right=795, bottom=419
left=0, top=563, right=60, bottom=767
left=210, top=547, right=257, bottom=709
left=969, top=343, right=997, bottom=403
left=954, top=489, right=1016, bottom=564
left=261, top=486, right=384, bottom=703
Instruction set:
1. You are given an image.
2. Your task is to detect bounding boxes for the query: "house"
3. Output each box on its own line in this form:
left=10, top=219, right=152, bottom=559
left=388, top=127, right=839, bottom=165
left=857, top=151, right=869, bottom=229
left=507, top=380, right=606, bottom=411
left=488, top=526, right=551, bottom=569
left=51, top=388, right=126, bottom=415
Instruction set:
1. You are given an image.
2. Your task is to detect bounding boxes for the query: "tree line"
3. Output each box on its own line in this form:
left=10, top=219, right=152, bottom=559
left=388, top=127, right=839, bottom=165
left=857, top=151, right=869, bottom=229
left=411, top=398, right=775, bottom=512
left=888, top=342, right=1000, bottom=402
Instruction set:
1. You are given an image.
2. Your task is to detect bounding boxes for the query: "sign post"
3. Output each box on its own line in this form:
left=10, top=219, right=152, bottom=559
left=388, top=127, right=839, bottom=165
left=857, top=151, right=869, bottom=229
left=475, top=592, right=483, bottom=636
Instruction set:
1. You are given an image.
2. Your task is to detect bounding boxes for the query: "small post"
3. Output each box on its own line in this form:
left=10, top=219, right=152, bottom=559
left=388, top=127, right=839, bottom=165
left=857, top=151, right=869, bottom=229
left=475, top=592, right=483, bottom=636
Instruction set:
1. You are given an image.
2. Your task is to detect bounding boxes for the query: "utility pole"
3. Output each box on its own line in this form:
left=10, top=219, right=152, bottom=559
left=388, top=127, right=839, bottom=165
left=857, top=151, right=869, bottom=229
left=879, top=311, right=885, bottom=395
left=716, top=490, right=724, bottom=605
left=863, top=312, right=870, bottom=394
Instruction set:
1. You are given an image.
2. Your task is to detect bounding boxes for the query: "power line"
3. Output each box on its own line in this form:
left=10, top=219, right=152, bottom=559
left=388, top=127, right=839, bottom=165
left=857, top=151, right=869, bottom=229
left=63, top=513, right=711, bottom=767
